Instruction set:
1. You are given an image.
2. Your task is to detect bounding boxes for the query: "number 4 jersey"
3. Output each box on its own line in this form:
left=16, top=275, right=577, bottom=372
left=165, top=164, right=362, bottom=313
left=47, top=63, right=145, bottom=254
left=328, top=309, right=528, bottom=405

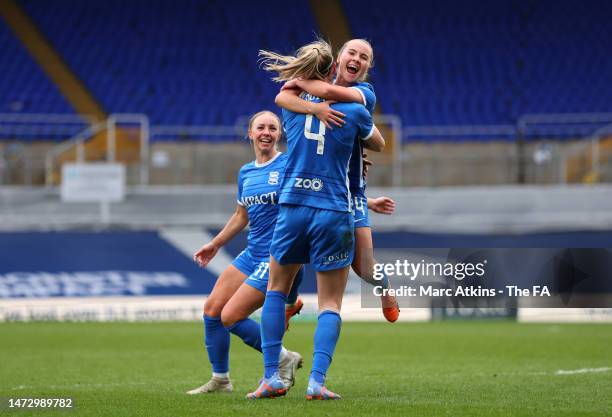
left=280, top=93, right=375, bottom=213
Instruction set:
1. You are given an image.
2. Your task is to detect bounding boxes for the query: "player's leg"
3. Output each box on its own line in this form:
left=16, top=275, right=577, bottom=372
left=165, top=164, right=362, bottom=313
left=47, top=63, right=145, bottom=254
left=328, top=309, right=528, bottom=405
left=246, top=259, right=301, bottom=399
left=222, top=274, right=303, bottom=388
left=352, top=193, right=400, bottom=321
left=305, top=208, right=354, bottom=400
left=221, top=281, right=265, bottom=351
left=247, top=204, right=309, bottom=399
left=187, top=264, right=246, bottom=394
left=307, top=267, right=349, bottom=400
left=285, top=267, right=304, bottom=330
left=352, top=226, right=400, bottom=322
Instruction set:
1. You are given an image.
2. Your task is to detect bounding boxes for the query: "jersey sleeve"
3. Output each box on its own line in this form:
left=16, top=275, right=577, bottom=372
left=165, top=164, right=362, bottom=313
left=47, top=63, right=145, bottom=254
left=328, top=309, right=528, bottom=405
left=356, top=106, right=375, bottom=141
left=236, top=169, right=244, bottom=206
left=281, top=108, right=298, bottom=136
left=351, top=82, right=377, bottom=114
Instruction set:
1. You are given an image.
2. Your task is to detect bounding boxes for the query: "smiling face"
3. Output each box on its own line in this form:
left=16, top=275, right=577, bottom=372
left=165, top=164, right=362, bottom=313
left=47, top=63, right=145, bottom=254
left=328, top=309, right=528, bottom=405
left=336, top=39, right=373, bottom=85
left=248, top=112, right=281, bottom=155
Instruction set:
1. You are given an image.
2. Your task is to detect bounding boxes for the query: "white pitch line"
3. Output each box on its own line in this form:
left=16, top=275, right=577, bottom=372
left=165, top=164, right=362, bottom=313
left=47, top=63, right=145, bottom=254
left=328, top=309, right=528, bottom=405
left=159, top=227, right=235, bottom=277
left=555, top=367, right=611, bottom=375
left=11, top=380, right=203, bottom=390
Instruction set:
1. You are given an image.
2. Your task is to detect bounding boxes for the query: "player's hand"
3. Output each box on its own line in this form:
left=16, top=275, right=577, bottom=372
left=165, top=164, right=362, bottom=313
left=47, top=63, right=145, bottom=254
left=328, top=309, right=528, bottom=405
left=369, top=196, right=395, bottom=215
left=362, top=152, right=373, bottom=177
left=193, top=242, right=219, bottom=268
left=313, top=101, right=345, bottom=129
left=281, top=79, right=298, bottom=91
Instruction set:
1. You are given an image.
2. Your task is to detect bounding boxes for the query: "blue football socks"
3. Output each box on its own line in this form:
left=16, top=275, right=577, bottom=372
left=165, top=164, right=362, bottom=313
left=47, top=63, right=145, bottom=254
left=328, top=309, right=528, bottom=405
left=310, top=310, right=342, bottom=384
left=261, top=290, right=287, bottom=378
left=226, top=318, right=262, bottom=352
left=204, top=315, right=230, bottom=373
left=379, top=273, right=390, bottom=289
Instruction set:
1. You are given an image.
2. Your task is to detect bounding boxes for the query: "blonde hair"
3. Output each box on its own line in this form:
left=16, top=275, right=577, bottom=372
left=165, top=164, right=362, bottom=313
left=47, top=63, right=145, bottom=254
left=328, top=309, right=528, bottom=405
left=246, top=110, right=282, bottom=150
left=259, top=39, right=334, bottom=82
left=247, top=110, right=281, bottom=132
left=337, top=38, right=374, bottom=82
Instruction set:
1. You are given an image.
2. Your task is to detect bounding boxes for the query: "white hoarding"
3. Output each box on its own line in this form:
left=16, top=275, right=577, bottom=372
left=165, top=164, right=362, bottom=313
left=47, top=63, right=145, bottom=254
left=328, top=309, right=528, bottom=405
left=61, top=163, right=126, bottom=202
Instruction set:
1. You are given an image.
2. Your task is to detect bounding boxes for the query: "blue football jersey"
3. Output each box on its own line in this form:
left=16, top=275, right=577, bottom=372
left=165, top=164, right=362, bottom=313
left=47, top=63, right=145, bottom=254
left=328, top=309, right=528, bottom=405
left=348, top=82, right=376, bottom=192
left=236, top=152, right=286, bottom=259
left=280, top=93, right=375, bottom=212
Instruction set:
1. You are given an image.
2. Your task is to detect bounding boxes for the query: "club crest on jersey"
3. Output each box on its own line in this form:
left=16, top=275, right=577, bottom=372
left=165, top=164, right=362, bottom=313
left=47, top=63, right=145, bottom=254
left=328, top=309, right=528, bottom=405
left=294, top=177, right=323, bottom=192
left=268, top=171, right=279, bottom=185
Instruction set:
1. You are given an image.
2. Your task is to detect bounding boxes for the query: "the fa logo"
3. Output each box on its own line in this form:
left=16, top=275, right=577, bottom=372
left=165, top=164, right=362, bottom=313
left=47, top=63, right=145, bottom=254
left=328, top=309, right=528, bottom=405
left=268, top=171, right=279, bottom=185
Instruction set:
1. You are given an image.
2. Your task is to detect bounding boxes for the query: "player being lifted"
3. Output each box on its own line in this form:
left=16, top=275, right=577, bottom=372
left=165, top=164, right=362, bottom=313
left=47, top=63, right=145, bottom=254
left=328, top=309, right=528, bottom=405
left=188, top=108, right=390, bottom=394
left=277, top=38, right=400, bottom=322
left=248, top=39, right=385, bottom=400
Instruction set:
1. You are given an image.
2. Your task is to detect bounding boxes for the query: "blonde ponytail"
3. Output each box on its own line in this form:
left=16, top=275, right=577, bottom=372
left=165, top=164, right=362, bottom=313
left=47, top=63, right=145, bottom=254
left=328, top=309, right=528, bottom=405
left=259, top=39, right=334, bottom=82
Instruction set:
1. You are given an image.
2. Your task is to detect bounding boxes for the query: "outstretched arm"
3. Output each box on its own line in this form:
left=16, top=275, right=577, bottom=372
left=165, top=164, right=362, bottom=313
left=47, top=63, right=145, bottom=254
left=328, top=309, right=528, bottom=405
left=368, top=197, right=396, bottom=215
left=193, top=204, right=248, bottom=268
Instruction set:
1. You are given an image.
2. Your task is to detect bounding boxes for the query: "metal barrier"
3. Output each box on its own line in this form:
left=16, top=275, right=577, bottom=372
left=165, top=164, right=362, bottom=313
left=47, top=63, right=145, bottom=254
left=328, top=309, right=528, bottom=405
left=43, top=114, right=150, bottom=186
left=2, top=112, right=612, bottom=187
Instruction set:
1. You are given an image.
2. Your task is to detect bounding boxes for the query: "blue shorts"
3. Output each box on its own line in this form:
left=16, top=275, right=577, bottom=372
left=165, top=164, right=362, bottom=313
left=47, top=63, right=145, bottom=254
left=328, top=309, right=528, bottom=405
left=232, top=248, right=304, bottom=294
left=270, top=204, right=354, bottom=271
left=231, top=249, right=269, bottom=293
left=351, top=189, right=370, bottom=228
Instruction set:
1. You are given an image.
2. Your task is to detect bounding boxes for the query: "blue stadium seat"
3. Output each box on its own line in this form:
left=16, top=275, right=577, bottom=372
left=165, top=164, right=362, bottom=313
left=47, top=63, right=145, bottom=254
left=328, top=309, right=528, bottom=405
left=342, top=0, right=612, bottom=141
left=19, top=0, right=319, bottom=132
left=0, top=20, right=77, bottom=140
left=4, top=0, right=612, bottom=142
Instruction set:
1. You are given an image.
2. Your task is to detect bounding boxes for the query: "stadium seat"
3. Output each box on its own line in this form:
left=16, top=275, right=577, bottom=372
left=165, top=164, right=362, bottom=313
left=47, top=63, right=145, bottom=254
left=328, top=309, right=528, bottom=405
left=19, top=0, right=319, bottom=130
left=0, top=20, right=77, bottom=140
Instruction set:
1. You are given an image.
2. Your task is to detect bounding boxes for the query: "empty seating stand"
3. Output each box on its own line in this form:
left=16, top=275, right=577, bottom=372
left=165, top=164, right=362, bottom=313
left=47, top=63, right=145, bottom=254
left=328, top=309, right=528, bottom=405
left=19, top=0, right=319, bottom=128
left=0, top=20, right=76, bottom=140
left=342, top=0, right=612, bottom=140
left=4, top=0, right=612, bottom=142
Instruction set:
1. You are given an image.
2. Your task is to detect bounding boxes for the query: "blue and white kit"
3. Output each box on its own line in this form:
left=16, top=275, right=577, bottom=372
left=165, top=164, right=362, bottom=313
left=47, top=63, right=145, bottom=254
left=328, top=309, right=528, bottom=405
left=270, top=93, right=375, bottom=271
left=348, top=82, right=377, bottom=228
left=231, top=152, right=303, bottom=292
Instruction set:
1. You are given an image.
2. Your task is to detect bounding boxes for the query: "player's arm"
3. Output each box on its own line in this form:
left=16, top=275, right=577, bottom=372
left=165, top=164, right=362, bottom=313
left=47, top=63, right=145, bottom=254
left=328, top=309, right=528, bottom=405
left=275, top=88, right=345, bottom=128
left=193, top=204, right=248, bottom=268
left=292, top=79, right=364, bottom=105
left=367, top=197, right=396, bottom=215
left=362, top=152, right=372, bottom=178
left=362, top=125, right=385, bottom=152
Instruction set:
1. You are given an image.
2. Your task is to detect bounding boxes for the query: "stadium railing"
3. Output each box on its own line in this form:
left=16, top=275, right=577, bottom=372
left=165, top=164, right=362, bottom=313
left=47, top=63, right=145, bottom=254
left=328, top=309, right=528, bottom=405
left=1, top=111, right=612, bottom=187
left=517, top=113, right=612, bottom=183
left=43, top=113, right=150, bottom=186
left=0, top=113, right=93, bottom=185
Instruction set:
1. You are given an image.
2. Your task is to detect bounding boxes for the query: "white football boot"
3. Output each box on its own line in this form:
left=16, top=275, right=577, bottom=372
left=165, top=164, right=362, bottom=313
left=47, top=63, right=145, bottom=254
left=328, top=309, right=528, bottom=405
left=186, top=377, right=233, bottom=394
left=278, top=350, right=303, bottom=388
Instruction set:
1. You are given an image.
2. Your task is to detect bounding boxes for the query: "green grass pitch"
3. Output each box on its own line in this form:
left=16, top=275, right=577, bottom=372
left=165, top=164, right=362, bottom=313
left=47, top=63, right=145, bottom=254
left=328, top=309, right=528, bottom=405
left=1, top=321, right=611, bottom=416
